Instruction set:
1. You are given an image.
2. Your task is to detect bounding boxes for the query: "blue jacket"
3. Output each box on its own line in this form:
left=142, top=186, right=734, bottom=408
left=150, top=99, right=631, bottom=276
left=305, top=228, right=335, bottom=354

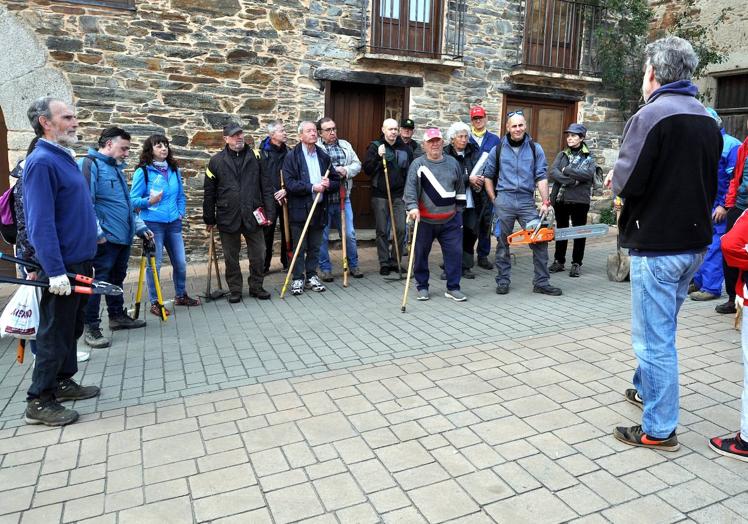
left=483, top=134, right=548, bottom=198
left=23, top=140, right=98, bottom=276
left=469, top=130, right=500, bottom=155
left=79, top=148, right=146, bottom=245
left=130, top=164, right=186, bottom=224
left=715, top=130, right=742, bottom=209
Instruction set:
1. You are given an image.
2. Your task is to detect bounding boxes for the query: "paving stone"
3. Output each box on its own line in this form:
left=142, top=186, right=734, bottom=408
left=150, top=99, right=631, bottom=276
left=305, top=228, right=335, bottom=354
left=394, top=462, right=450, bottom=490
left=471, top=416, right=536, bottom=445
left=375, top=441, right=433, bottom=473
left=33, top=479, right=105, bottom=507
left=20, top=503, right=62, bottom=524
left=259, top=468, right=308, bottom=492
left=461, top=442, right=504, bottom=468
left=408, top=479, right=479, bottom=523
left=335, top=502, right=379, bottom=524
left=313, top=472, right=366, bottom=511
left=492, top=462, right=541, bottom=494
left=144, top=478, right=189, bottom=503
left=348, top=458, right=397, bottom=493
left=265, top=483, right=324, bottom=524
left=456, top=469, right=513, bottom=505
left=657, top=478, right=728, bottom=513
left=141, top=431, right=204, bottom=468
left=0, top=463, right=40, bottom=491
left=430, top=445, right=475, bottom=476
left=193, top=486, right=265, bottom=522
left=242, top=422, right=303, bottom=453
left=369, top=486, right=411, bottom=514
left=118, top=496, right=193, bottom=524
left=189, top=463, right=256, bottom=498
left=106, top=465, right=143, bottom=493
left=602, top=494, right=684, bottom=524
left=197, top=448, right=248, bottom=473
left=485, top=487, right=576, bottom=523
left=41, top=441, right=79, bottom=474
left=306, top=458, right=347, bottom=481
left=579, top=470, right=639, bottom=505
left=382, top=506, right=427, bottom=524
left=36, top=471, right=68, bottom=492
left=618, top=470, right=668, bottom=496
left=557, top=484, right=609, bottom=515
left=249, top=448, right=289, bottom=477
left=519, top=453, right=578, bottom=491
left=104, top=487, right=143, bottom=513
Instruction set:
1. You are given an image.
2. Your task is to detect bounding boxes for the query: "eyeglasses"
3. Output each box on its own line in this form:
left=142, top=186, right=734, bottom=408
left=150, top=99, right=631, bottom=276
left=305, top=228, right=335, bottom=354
left=506, top=110, right=524, bottom=119
left=321, top=127, right=337, bottom=133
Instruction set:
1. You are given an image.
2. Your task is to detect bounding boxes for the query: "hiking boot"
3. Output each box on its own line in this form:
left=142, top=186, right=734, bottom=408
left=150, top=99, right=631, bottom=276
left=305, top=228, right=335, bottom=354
left=477, top=257, right=493, bottom=270
left=445, top=289, right=467, bottom=302
left=496, top=284, right=510, bottom=295
left=624, top=388, right=643, bottom=410
left=379, top=266, right=391, bottom=276
left=690, top=290, right=719, bottom=301
left=25, top=398, right=79, bottom=426
left=715, top=300, right=736, bottom=314
left=462, top=268, right=475, bottom=279
left=549, top=261, right=565, bottom=273
left=440, top=271, right=447, bottom=280
left=76, top=351, right=90, bottom=363
left=687, top=281, right=699, bottom=294
left=533, top=285, right=562, bottom=296
left=613, top=425, right=680, bottom=452
left=321, top=271, right=334, bottom=282
left=350, top=267, right=364, bottom=278
left=708, top=433, right=748, bottom=462
left=174, top=294, right=201, bottom=307
left=249, top=288, right=271, bottom=300
left=417, top=288, right=430, bottom=301
left=84, top=327, right=111, bottom=349
left=569, top=263, right=581, bottom=277
left=109, top=314, right=146, bottom=331
left=307, top=275, right=326, bottom=292
left=228, top=292, right=242, bottom=303
left=150, top=303, right=170, bottom=317
left=291, top=279, right=304, bottom=296
left=55, top=378, right=100, bottom=402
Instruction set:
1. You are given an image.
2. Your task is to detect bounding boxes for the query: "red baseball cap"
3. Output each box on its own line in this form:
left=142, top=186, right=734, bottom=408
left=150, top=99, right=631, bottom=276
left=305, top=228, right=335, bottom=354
left=423, top=128, right=443, bottom=142
left=470, top=106, right=486, bottom=118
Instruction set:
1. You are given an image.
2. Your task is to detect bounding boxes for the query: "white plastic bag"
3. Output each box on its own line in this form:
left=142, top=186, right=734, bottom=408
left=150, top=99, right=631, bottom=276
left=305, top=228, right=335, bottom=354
left=0, top=285, right=40, bottom=339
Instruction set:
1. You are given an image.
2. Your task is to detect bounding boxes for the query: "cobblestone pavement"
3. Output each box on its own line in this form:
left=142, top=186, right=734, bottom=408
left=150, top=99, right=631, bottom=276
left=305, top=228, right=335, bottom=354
left=0, top=234, right=746, bottom=523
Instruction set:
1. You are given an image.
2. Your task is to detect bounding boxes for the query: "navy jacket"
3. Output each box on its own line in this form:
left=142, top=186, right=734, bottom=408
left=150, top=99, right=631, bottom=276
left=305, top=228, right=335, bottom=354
left=282, top=143, right=339, bottom=226
left=23, top=140, right=98, bottom=276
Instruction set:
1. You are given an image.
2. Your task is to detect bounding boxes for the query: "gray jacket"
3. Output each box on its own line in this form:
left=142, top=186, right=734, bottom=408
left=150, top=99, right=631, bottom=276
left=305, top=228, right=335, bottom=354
left=548, top=144, right=596, bottom=205
left=317, top=138, right=361, bottom=193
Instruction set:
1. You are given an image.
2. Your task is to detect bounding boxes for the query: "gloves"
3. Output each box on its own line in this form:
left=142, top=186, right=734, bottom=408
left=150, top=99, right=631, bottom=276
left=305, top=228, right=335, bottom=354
left=48, top=274, right=71, bottom=296
left=137, top=228, right=154, bottom=240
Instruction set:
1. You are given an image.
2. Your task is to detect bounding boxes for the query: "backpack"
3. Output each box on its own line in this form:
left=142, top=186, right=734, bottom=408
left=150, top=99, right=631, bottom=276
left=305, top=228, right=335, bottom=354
left=0, top=186, right=16, bottom=245
left=81, top=155, right=100, bottom=187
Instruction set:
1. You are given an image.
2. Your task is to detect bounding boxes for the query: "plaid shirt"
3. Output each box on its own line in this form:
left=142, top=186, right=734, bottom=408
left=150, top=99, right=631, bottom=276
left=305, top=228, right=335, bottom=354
left=322, top=141, right=346, bottom=204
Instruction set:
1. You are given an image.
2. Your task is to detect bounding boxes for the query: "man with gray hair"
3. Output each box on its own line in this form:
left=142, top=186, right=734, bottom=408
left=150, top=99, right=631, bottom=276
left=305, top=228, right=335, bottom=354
left=606, top=36, right=722, bottom=451
left=22, top=97, right=100, bottom=426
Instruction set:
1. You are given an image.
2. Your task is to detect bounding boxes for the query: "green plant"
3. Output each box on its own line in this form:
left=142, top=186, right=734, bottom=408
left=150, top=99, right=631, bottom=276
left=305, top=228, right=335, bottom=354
left=599, top=205, right=616, bottom=225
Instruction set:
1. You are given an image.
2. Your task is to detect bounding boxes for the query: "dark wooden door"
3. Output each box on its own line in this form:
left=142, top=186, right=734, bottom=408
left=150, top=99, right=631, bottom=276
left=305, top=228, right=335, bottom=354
left=0, top=108, right=15, bottom=278
left=326, top=82, right=386, bottom=229
left=371, top=0, right=443, bottom=58
left=503, top=97, right=577, bottom=163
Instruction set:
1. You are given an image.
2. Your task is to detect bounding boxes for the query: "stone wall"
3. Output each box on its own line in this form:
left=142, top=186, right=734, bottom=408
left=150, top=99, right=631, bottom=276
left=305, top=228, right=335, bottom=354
left=1, top=0, right=623, bottom=256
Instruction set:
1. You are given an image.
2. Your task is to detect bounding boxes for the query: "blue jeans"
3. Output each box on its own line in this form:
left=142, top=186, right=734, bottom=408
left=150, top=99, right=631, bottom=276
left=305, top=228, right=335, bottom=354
left=84, top=241, right=131, bottom=328
left=145, top=220, right=187, bottom=303
left=630, top=252, right=703, bottom=438
left=319, top=197, right=359, bottom=271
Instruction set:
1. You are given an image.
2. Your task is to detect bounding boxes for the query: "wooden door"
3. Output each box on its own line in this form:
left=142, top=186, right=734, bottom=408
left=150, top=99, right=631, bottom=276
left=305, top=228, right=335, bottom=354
left=326, top=82, right=386, bottom=228
left=0, top=108, right=15, bottom=278
left=372, top=0, right=443, bottom=58
left=503, top=97, right=577, bottom=163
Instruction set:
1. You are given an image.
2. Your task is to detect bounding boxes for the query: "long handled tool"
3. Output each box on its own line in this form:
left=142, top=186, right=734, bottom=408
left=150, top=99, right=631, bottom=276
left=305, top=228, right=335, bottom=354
left=607, top=198, right=630, bottom=282
left=133, top=238, right=167, bottom=321
left=201, top=229, right=228, bottom=302
left=280, top=171, right=293, bottom=264
left=340, top=182, right=349, bottom=288
left=382, top=157, right=403, bottom=278
left=0, top=253, right=123, bottom=295
left=281, top=169, right=330, bottom=298
left=401, top=217, right=420, bottom=313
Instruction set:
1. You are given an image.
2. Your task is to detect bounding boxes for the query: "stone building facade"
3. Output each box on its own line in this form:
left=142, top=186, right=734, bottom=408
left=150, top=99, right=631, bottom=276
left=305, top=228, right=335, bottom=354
left=0, top=0, right=623, bottom=256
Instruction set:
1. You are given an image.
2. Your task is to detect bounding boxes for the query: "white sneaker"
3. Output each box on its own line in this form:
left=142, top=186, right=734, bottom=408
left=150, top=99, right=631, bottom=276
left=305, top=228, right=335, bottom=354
left=76, top=351, right=90, bottom=363
left=417, top=289, right=430, bottom=301
left=291, top=279, right=304, bottom=296
left=307, top=275, right=326, bottom=292
left=445, top=289, right=467, bottom=302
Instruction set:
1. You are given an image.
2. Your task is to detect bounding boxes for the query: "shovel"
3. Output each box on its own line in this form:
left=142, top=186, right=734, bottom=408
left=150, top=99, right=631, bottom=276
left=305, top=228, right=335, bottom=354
left=607, top=206, right=630, bottom=282
left=202, top=228, right=229, bottom=302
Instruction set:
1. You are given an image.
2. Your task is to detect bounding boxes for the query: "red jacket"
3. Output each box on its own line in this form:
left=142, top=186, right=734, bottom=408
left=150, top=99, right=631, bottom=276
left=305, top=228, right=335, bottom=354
left=722, top=208, right=748, bottom=301
left=723, top=136, right=748, bottom=208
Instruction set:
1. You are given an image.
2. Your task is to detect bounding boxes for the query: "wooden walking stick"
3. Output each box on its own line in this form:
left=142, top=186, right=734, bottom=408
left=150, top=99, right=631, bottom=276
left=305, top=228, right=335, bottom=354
left=280, top=169, right=330, bottom=298
left=382, top=156, right=403, bottom=278
left=201, top=228, right=228, bottom=302
left=401, top=217, right=420, bottom=313
left=280, top=171, right=293, bottom=263
left=340, top=182, right=349, bottom=288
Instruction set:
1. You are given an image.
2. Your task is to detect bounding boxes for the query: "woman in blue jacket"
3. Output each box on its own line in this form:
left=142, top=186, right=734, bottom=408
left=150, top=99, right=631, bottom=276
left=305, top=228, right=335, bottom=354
left=131, top=135, right=200, bottom=316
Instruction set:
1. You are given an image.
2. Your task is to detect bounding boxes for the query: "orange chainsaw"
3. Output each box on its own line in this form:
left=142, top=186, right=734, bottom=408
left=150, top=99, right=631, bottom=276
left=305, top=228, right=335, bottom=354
left=507, top=216, right=609, bottom=245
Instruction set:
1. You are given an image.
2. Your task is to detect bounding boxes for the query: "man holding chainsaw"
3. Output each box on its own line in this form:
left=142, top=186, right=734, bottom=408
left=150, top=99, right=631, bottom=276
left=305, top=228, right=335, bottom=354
left=483, top=112, right=562, bottom=297
left=23, top=97, right=100, bottom=426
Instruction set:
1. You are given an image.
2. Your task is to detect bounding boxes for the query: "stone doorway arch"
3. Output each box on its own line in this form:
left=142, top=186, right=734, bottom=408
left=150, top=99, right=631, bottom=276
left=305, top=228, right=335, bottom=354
left=0, top=5, right=73, bottom=168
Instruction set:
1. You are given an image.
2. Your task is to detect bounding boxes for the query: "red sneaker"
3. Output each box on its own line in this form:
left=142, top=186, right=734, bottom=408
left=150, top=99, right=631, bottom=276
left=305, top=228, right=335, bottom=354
left=709, top=433, right=748, bottom=463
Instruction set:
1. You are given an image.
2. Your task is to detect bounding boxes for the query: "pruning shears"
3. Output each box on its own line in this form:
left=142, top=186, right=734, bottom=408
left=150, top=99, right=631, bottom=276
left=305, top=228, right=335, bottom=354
left=0, top=252, right=123, bottom=296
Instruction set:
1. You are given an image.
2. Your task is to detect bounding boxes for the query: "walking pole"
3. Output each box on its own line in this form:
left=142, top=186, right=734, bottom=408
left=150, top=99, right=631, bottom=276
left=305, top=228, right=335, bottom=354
left=382, top=157, right=403, bottom=278
left=401, top=217, right=420, bottom=313
left=280, top=171, right=293, bottom=264
left=281, top=169, right=330, bottom=298
left=133, top=241, right=148, bottom=319
left=340, top=182, right=349, bottom=288
left=204, top=228, right=215, bottom=299
left=211, top=229, right=223, bottom=290
left=143, top=239, right=168, bottom=321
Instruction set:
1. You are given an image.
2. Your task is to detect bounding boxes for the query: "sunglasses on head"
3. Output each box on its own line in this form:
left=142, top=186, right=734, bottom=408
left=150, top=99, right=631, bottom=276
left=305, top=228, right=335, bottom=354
left=506, top=110, right=524, bottom=118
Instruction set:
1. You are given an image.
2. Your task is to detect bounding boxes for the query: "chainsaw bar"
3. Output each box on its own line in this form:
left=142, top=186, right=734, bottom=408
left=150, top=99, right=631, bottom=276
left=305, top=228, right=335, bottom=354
left=553, top=223, right=609, bottom=241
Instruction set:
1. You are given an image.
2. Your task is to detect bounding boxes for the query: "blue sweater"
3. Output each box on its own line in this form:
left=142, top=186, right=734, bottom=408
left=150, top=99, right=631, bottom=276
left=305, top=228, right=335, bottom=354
left=130, top=164, right=186, bottom=223
left=23, top=140, right=98, bottom=276
left=79, top=148, right=146, bottom=245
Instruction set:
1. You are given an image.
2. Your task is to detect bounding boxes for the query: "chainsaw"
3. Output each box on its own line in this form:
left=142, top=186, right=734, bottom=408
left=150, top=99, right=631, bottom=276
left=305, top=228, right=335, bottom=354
left=507, top=214, right=609, bottom=245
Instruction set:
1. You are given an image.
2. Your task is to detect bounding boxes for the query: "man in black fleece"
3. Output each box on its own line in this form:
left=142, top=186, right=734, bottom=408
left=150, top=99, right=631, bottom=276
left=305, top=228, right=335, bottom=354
left=607, top=36, right=722, bottom=452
